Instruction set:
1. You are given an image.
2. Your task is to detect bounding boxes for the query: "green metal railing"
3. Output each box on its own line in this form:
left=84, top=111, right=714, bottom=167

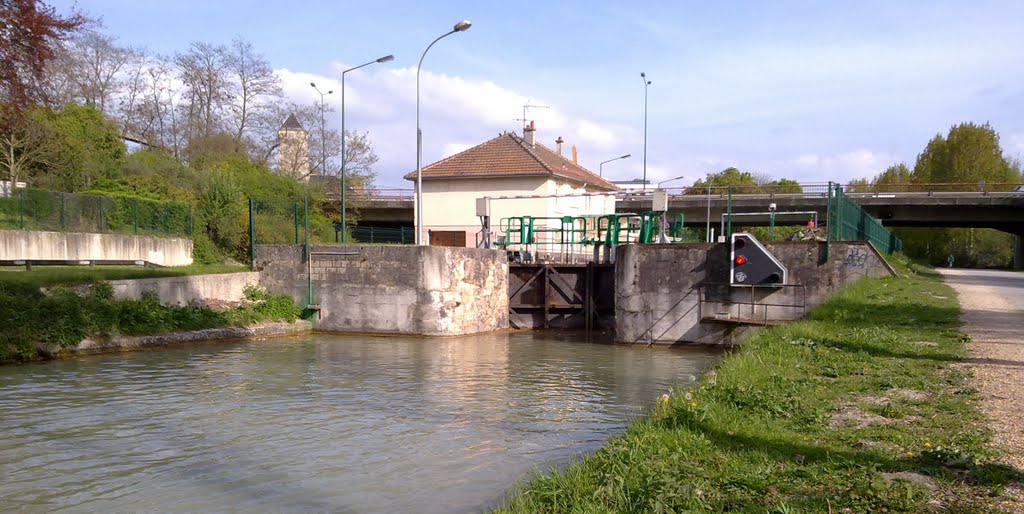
left=349, top=226, right=415, bottom=244
left=826, top=182, right=903, bottom=254
left=0, top=188, right=191, bottom=237
left=495, top=212, right=691, bottom=250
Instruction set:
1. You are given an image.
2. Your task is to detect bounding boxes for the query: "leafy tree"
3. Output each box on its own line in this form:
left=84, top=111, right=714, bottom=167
left=770, top=178, right=802, bottom=193
left=872, top=163, right=913, bottom=191
left=32, top=103, right=125, bottom=190
left=689, top=167, right=760, bottom=193
left=0, top=0, right=86, bottom=114
left=913, top=122, right=1018, bottom=188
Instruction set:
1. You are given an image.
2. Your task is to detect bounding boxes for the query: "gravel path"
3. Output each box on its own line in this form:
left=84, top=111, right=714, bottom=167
left=937, top=269, right=1024, bottom=472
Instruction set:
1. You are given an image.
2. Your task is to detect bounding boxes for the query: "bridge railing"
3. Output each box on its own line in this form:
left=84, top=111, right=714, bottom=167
left=324, top=187, right=415, bottom=202
left=826, top=183, right=903, bottom=255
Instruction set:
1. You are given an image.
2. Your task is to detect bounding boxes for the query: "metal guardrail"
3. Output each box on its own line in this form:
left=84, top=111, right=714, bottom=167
left=334, top=183, right=1022, bottom=203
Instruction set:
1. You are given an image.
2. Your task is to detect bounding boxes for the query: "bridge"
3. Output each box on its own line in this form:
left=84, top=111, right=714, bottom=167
left=339, top=183, right=1023, bottom=231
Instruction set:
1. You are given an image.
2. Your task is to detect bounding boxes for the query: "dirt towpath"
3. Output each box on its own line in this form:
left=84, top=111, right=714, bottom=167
left=937, top=268, right=1024, bottom=473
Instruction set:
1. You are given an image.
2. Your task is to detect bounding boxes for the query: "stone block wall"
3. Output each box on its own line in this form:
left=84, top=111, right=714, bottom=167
left=256, top=244, right=508, bottom=336
left=615, top=241, right=895, bottom=344
left=106, top=272, right=262, bottom=306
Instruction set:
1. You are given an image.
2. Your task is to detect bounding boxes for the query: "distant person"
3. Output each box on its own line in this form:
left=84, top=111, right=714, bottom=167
left=947, top=254, right=954, bottom=268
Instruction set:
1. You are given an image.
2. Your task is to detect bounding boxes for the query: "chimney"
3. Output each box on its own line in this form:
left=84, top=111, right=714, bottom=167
left=572, top=144, right=578, bottom=164
left=555, top=136, right=564, bottom=156
left=524, top=121, right=536, bottom=147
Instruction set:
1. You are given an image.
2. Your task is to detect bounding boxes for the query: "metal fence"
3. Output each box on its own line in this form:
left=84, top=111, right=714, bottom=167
left=0, top=188, right=191, bottom=237
left=350, top=225, right=415, bottom=244
left=246, top=196, right=414, bottom=269
left=826, top=183, right=903, bottom=254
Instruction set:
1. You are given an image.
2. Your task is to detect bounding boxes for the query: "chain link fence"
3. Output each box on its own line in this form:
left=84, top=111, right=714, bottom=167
left=0, top=188, right=191, bottom=237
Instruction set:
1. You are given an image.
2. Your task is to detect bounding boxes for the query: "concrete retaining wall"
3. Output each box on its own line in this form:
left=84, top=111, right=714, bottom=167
left=0, top=230, right=192, bottom=266
left=615, top=241, right=895, bottom=345
left=256, top=244, right=509, bottom=336
left=106, top=272, right=262, bottom=306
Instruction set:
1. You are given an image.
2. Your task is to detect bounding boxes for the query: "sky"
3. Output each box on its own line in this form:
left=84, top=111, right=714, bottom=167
left=52, top=0, right=1024, bottom=188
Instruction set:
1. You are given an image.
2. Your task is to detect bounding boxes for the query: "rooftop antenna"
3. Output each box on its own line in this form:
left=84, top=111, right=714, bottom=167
left=513, top=102, right=550, bottom=131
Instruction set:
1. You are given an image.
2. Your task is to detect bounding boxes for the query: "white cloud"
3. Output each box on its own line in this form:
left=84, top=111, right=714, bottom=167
left=274, top=65, right=640, bottom=187
left=788, top=149, right=893, bottom=183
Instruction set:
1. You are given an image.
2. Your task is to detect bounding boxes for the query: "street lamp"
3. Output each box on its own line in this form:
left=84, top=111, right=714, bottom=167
left=640, top=72, right=651, bottom=191
left=598, top=153, right=631, bottom=177
left=416, top=19, right=472, bottom=246
left=309, top=82, right=333, bottom=177
left=340, top=53, right=394, bottom=243
left=657, top=175, right=686, bottom=188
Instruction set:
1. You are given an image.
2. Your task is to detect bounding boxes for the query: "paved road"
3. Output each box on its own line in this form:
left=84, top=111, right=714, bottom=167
left=938, top=268, right=1024, bottom=471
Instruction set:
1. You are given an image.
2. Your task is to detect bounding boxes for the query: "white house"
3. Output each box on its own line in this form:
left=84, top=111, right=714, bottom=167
left=405, top=123, right=619, bottom=248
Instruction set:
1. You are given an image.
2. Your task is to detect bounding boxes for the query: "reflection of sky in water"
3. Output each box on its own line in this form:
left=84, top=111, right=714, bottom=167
left=0, top=333, right=720, bottom=513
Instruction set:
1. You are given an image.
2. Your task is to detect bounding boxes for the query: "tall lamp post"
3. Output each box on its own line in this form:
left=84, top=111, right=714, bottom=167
left=340, top=54, right=394, bottom=243
left=599, top=153, right=631, bottom=177
left=416, top=20, right=472, bottom=246
left=640, top=72, right=651, bottom=191
left=309, top=83, right=333, bottom=176
left=657, top=175, right=686, bottom=188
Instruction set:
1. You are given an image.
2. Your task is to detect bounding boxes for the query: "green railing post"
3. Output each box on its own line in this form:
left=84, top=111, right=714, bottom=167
left=726, top=185, right=733, bottom=238
left=18, top=189, right=24, bottom=229
left=825, top=182, right=833, bottom=260
left=248, top=197, right=256, bottom=271
left=769, top=210, right=776, bottom=241
left=303, top=195, right=310, bottom=263
left=370, top=226, right=375, bottom=243
left=293, top=203, right=299, bottom=244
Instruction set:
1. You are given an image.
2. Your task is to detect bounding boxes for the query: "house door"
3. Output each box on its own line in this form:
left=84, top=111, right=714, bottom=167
left=429, top=230, right=466, bottom=247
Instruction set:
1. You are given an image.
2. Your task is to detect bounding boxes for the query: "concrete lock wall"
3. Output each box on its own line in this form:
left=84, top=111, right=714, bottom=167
left=0, top=230, right=193, bottom=266
left=615, top=241, right=896, bottom=345
left=106, top=272, right=262, bottom=306
left=256, top=244, right=509, bottom=336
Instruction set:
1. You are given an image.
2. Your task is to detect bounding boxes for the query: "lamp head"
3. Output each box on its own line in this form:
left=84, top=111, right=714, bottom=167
left=640, top=72, right=645, bottom=78
left=454, top=20, right=472, bottom=32
left=327, top=90, right=333, bottom=95
left=622, top=154, right=632, bottom=159
left=310, top=82, right=316, bottom=87
left=377, top=54, right=395, bottom=63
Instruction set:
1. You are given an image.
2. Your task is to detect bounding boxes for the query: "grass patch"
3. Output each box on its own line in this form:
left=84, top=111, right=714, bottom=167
left=0, top=264, right=249, bottom=289
left=497, top=267, right=1021, bottom=512
left=0, top=281, right=299, bottom=364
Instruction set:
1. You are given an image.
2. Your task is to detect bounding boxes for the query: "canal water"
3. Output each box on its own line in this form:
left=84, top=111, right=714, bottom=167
left=0, top=333, right=720, bottom=513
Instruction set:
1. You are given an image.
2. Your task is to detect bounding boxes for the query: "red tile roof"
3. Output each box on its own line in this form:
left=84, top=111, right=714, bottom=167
left=403, top=132, right=619, bottom=191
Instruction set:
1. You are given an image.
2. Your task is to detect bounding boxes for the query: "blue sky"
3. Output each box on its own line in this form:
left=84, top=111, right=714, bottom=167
left=55, top=0, right=1024, bottom=187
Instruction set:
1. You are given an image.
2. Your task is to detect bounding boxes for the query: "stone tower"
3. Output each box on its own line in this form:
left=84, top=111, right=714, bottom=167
left=277, top=113, right=310, bottom=181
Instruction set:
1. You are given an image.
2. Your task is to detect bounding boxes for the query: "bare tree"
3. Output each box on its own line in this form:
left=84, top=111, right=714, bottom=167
left=0, top=116, right=55, bottom=185
left=174, top=41, right=229, bottom=149
left=225, top=37, right=281, bottom=149
left=65, top=31, right=136, bottom=114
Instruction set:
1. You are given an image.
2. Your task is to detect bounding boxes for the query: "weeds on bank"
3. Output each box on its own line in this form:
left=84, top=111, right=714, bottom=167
left=0, top=281, right=300, bottom=363
left=497, top=264, right=1021, bottom=513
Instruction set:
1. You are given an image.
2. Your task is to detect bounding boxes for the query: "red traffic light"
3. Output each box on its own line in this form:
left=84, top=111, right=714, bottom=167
left=735, top=255, right=747, bottom=266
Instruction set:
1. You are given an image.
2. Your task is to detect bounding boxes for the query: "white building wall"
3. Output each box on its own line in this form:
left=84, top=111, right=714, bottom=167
left=418, top=176, right=617, bottom=248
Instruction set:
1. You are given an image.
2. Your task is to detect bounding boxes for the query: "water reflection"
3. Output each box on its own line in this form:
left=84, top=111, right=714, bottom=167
left=0, top=333, right=720, bottom=513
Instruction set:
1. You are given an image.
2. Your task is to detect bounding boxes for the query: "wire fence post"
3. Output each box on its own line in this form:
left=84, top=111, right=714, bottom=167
left=293, top=203, right=299, bottom=244
left=18, top=189, right=24, bottom=229
left=303, top=195, right=310, bottom=263
left=825, top=181, right=833, bottom=261
left=98, top=197, right=104, bottom=233
left=248, top=197, right=256, bottom=271
left=59, top=192, right=65, bottom=230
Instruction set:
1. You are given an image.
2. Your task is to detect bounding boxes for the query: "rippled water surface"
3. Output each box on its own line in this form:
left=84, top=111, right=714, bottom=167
left=0, top=333, right=720, bottom=513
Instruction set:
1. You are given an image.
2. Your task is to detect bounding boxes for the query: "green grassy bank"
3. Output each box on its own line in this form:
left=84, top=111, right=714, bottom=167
left=0, top=272, right=299, bottom=364
left=498, top=266, right=1022, bottom=512
left=0, top=264, right=248, bottom=289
